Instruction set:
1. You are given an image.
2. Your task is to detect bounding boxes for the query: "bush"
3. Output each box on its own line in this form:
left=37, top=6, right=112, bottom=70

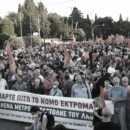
left=24, top=36, right=42, bottom=47
left=0, top=34, right=10, bottom=49
left=74, top=28, right=86, bottom=41
left=4, top=36, right=25, bottom=50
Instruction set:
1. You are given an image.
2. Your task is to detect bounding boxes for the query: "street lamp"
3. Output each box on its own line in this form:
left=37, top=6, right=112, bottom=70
left=91, top=24, right=104, bottom=41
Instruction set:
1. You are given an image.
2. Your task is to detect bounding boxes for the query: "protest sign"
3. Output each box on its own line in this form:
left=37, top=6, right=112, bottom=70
left=0, top=90, right=113, bottom=130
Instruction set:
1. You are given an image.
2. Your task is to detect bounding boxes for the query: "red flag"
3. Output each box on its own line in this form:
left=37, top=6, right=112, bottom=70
left=63, top=47, right=71, bottom=66
left=85, top=52, right=89, bottom=60
left=99, top=56, right=103, bottom=71
left=100, top=40, right=104, bottom=44
left=128, top=39, right=130, bottom=50
left=88, top=39, right=94, bottom=46
left=100, top=86, right=106, bottom=108
left=69, top=41, right=77, bottom=48
left=6, top=43, right=16, bottom=74
left=106, top=35, right=113, bottom=44
left=111, top=34, right=115, bottom=39
left=96, top=35, right=99, bottom=44
left=116, top=34, right=124, bottom=43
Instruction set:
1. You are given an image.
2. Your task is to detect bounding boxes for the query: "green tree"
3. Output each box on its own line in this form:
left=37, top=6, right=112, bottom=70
left=4, top=36, right=25, bottom=50
left=37, top=1, right=50, bottom=37
left=74, top=28, right=85, bottom=41
left=79, top=18, right=91, bottom=39
left=94, top=17, right=114, bottom=39
left=70, top=7, right=83, bottom=29
left=0, top=18, right=15, bottom=36
left=0, top=34, right=10, bottom=49
left=7, top=12, right=22, bottom=36
left=22, top=0, right=37, bottom=35
left=87, top=14, right=90, bottom=20
left=119, top=14, right=123, bottom=22
left=95, top=14, right=98, bottom=21
left=48, top=13, right=66, bottom=37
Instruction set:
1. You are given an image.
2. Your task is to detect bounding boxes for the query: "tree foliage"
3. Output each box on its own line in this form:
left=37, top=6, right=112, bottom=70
left=0, top=1, right=130, bottom=44
left=0, top=34, right=10, bottom=49
left=0, top=18, right=15, bottom=36
left=4, top=36, right=25, bottom=50
left=22, top=0, right=37, bottom=35
left=37, top=2, right=50, bottom=37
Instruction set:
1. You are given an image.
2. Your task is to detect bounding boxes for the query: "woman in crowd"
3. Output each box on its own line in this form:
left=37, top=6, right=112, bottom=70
left=49, top=80, right=63, bottom=97
left=25, top=106, right=55, bottom=130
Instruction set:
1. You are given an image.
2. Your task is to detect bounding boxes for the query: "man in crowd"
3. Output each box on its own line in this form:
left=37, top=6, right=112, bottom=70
left=71, top=75, right=92, bottom=98
left=43, top=71, right=53, bottom=95
left=13, top=74, right=27, bottom=91
left=30, top=78, right=44, bottom=94
left=122, top=76, right=130, bottom=130
left=0, top=72, right=8, bottom=89
left=108, top=76, right=127, bottom=130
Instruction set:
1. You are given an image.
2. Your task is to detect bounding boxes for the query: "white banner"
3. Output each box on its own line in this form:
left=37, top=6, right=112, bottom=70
left=0, top=90, right=114, bottom=130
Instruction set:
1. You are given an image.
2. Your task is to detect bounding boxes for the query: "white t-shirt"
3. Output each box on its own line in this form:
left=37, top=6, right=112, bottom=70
left=0, top=78, right=7, bottom=89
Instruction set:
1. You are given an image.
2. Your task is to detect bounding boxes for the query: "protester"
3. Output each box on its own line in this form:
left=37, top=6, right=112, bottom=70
left=49, top=80, right=63, bottom=96
left=93, top=97, right=103, bottom=127
left=30, top=78, right=44, bottom=95
left=0, top=34, right=130, bottom=129
left=94, top=107, right=121, bottom=130
left=63, top=74, right=74, bottom=97
left=122, top=76, right=130, bottom=130
left=43, top=71, right=53, bottom=95
left=71, top=75, right=92, bottom=98
left=92, top=70, right=104, bottom=98
left=108, top=76, right=127, bottom=130
left=12, top=74, right=27, bottom=91
left=0, top=72, right=8, bottom=89
left=25, top=106, right=55, bottom=130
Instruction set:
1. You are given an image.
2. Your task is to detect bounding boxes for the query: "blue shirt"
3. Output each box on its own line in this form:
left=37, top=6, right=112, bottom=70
left=49, top=88, right=63, bottom=97
left=108, top=86, right=127, bottom=108
left=71, top=83, right=92, bottom=98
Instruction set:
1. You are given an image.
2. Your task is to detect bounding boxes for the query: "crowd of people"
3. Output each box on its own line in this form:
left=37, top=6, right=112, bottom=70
left=0, top=37, right=130, bottom=130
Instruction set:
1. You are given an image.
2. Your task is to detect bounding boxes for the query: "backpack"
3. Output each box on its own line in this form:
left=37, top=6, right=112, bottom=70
left=40, top=110, right=55, bottom=130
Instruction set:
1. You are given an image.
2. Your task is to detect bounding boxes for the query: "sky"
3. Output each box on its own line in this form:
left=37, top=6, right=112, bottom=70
left=0, top=0, right=130, bottom=21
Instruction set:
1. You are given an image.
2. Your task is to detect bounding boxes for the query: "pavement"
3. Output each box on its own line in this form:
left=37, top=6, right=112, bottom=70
left=0, top=119, right=32, bottom=130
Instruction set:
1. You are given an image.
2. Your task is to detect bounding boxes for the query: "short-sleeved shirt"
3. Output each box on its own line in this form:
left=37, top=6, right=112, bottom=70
left=71, top=83, right=91, bottom=98
left=108, top=86, right=127, bottom=108
left=49, top=88, right=63, bottom=97
left=13, top=82, right=27, bottom=91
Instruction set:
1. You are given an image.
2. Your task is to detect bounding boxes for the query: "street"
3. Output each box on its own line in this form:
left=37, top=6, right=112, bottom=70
left=0, top=119, right=31, bottom=130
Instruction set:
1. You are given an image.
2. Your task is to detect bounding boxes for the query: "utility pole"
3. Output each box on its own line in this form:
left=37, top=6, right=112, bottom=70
left=91, top=24, right=104, bottom=41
